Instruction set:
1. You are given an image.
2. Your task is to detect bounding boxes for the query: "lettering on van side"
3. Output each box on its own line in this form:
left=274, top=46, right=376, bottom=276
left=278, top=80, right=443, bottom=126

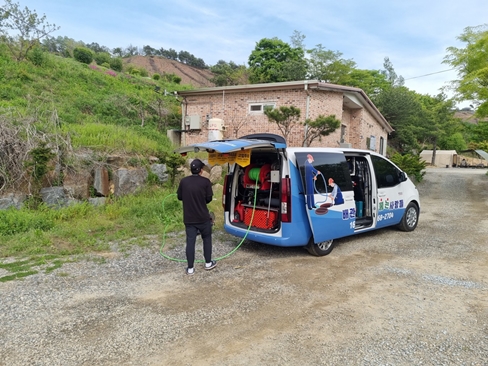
left=378, top=198, right=404, bottom=211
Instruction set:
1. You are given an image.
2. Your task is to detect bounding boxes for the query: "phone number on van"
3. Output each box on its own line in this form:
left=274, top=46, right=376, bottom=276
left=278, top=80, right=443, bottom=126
left=377, top=212, right=394, bottom=221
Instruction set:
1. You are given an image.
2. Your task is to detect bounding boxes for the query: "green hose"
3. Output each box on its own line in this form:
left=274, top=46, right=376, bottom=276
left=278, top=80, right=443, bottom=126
left=248, top=167, right=261, bottom=182
left=159, top=181, right=259, bottom=263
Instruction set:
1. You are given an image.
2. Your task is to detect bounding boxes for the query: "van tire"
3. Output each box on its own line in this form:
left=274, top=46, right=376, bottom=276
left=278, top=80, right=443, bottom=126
left=306, top=239, right=334, bottom=256
left=398, top=202, right=419, bottom=232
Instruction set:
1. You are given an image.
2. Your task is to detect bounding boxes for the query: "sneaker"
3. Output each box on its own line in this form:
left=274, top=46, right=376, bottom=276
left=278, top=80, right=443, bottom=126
left=204, top=260, right=217, bottom=271
left=186, top=267, right=195, bottom=275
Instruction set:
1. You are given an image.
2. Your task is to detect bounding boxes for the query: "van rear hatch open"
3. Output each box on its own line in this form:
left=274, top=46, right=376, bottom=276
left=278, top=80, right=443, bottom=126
left=174, top=134, right=286, bottom=155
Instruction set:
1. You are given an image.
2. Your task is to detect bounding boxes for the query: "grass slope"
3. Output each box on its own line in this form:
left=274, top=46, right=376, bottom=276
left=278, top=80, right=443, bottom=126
left=0, top=45, right=218, bottom=281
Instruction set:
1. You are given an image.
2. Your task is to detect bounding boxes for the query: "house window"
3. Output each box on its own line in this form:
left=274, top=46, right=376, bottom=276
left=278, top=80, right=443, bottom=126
left=249, top=102, right=276, bottom=114
left=369, top=135, right=376, bottom=151
left=379, top=137, right=384, bottom=155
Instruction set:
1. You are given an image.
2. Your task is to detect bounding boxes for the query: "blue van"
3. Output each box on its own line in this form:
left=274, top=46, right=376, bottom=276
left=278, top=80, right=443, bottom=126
left=176, top=133, right=420, bottom=256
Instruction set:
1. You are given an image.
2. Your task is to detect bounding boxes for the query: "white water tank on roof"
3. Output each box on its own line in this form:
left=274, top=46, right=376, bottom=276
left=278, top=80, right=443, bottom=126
left=208, top=118, right=225, bottom=141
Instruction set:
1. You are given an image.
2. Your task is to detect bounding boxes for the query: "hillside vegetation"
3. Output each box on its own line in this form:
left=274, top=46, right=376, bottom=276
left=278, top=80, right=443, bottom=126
left=0, top=42, right=194, bottom=192
left=0, top=42, right=227, bottom=279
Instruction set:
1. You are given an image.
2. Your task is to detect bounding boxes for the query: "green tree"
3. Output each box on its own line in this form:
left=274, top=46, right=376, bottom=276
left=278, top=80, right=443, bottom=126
left=440, top=132, right=467, bottom=151
left=417, top=93, right=458, bottom=164
left=85, top=42, right=109, bottom=53
left=248, top=37, right=307, bottom=83
left=160, top=47, right=178, bottom=60
left=0, top=0, right=60, bottom=61
left=307, top=44, right=356, bottom=84
left=42, top=36, right=80, bottom=57
left=302, top=115, right=341, bottom=147
left=73, top=46, right=93, bottom=64
left=264, top=105, right=301, bottom=141
left=381, top=57, right=405, bottom=86
left=210, top=60, right=249, bottom=86
left=444, top=24, right=488, bottom=117
left=343, top=69, right=390, bottom=102
left=290, top=30, right=306, bottom=50
left=124, top=44, right=139, bottom=57
left=94, top=51, right=111, bottom=66
left=112, top=47, right=123, bottom=57
left=143, top=45, right=157, bottom=56
left=109, top=57, right=123, bottom=72
left=374, top=86, right=423, bottom=153
left=390, top=153, right=426, bottom=182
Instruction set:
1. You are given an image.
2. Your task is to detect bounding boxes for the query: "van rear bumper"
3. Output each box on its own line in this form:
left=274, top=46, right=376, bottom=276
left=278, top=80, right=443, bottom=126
left=224, top=223, right=310, bottom=247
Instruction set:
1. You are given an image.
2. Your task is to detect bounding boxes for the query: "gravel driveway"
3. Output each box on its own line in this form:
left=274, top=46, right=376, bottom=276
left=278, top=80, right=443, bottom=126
left=1, top=167, right=487, bottom=366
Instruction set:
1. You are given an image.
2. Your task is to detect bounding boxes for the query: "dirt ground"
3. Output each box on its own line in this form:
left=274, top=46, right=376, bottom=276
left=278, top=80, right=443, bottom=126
left=1, top=168, right=487, bottom=365
left=146, top=167, right=488, bottom=365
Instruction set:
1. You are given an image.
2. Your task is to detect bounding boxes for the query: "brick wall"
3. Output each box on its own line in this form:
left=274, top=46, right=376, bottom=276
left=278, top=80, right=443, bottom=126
left=181, top=86, right=388, bottom=151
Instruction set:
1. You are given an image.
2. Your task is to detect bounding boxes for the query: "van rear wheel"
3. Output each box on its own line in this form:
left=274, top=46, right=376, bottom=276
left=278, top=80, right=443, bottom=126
left=398, top=202, right=419, bottom=232
left=306, top=239, right=334, bottom=256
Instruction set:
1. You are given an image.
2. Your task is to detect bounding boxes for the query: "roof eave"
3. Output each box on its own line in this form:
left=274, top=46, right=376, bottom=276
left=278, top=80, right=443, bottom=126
left=178, top=80, right=393, bottom=133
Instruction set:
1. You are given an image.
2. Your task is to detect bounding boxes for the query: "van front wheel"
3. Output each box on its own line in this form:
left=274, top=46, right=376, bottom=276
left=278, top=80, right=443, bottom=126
left=398, top=202, right=419, bottom=232
left=306, top=239, right=334, bottom=256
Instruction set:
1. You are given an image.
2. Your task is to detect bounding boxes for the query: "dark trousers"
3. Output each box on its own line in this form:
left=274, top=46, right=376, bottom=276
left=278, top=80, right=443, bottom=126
left=185, top=221, right=212, bottom=268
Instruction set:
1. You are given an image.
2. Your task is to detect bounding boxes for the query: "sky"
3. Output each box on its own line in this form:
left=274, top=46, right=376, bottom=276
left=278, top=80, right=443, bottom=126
left=10, top=0, right=488, bottom=108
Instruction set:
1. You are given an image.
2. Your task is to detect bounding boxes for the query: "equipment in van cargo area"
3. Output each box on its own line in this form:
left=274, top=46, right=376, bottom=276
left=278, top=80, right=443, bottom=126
left=243, top=206, right=278, bottom=229
left=175, top=133, right=420, bottom=257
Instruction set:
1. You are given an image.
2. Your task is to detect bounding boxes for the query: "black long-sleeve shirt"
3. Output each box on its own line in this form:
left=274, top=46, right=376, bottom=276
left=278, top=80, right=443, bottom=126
left=177, top=174, right=213, bottom=224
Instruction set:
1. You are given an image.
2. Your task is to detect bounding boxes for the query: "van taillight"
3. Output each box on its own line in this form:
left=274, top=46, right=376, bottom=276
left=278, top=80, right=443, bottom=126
left=222, top=174, right=229, bottom=208
left=281, top=177, right=291, bottom=222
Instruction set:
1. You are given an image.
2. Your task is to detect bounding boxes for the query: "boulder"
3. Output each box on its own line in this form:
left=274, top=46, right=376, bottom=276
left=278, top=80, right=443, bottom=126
left=0, top=193, right=26, bottom=210
left=64, top=171, right=92, bottom=200
left=40, top=187, right=68, bottom=208
left=93, top=166, right=110, bottom=196
left=150, top=163, right=168, bottom=183
left=209, top=165, right=223, bottom=184
left=114, top=167, right=148, bottom=197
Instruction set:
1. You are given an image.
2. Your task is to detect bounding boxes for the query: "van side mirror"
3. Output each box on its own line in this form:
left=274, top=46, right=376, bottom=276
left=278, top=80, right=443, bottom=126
left=399, top=171, right=407, bottom=182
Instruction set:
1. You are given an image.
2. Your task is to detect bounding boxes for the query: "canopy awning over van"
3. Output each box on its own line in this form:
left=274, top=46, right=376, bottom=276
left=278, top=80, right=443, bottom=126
left=174, top=134, right=287, bottom=154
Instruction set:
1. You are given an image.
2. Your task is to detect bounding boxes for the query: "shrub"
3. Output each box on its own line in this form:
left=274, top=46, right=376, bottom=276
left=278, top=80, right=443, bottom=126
left=390, top=153, right=426, bottom=182
left=28, top=47, right=46, bottom=66
left=110, top=57, right=123, bottom=72
left=73, top=47, right=94, bottom=64
left=163, top=72, right=181, bottom=84
left=139, top=67, right=148, bottom=77
left=94, top=52, right=111, bottom=66
left=152, top=73, right=160, bottom=80
left=158, top=153, right=185, bottom=187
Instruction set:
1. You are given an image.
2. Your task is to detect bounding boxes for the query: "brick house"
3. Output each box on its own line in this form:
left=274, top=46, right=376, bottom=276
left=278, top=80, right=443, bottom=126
left=175, top=80, right=393, bottom=154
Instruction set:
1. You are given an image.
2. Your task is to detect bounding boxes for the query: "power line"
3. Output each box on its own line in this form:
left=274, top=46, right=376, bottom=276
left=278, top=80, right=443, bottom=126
left=404, top=68, right=455, bottom=80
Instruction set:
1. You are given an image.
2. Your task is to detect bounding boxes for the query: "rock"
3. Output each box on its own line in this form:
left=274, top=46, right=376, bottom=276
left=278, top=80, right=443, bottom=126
left=64, top=171, right=92, bottom=200
left=93, top=166, right=110, bottom=196
left=0, top=193, right=26, bottom=210
left=40, top=187, right=68, bottom=208
left=88, top=197, right=106, bottom=206
left=150, top=164, right=168, bottom=183
left=209, top=165, right=223, bottom=184
left=114, top=168, right=148, bottom=197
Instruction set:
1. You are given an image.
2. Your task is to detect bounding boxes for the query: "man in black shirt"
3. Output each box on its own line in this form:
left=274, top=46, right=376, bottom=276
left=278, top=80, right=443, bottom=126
left=177, top=159, right=216, bottom=275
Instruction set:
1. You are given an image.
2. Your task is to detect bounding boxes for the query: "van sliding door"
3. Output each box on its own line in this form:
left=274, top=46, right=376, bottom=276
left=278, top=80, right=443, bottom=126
left=296, top=152, right=355, bottom=243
